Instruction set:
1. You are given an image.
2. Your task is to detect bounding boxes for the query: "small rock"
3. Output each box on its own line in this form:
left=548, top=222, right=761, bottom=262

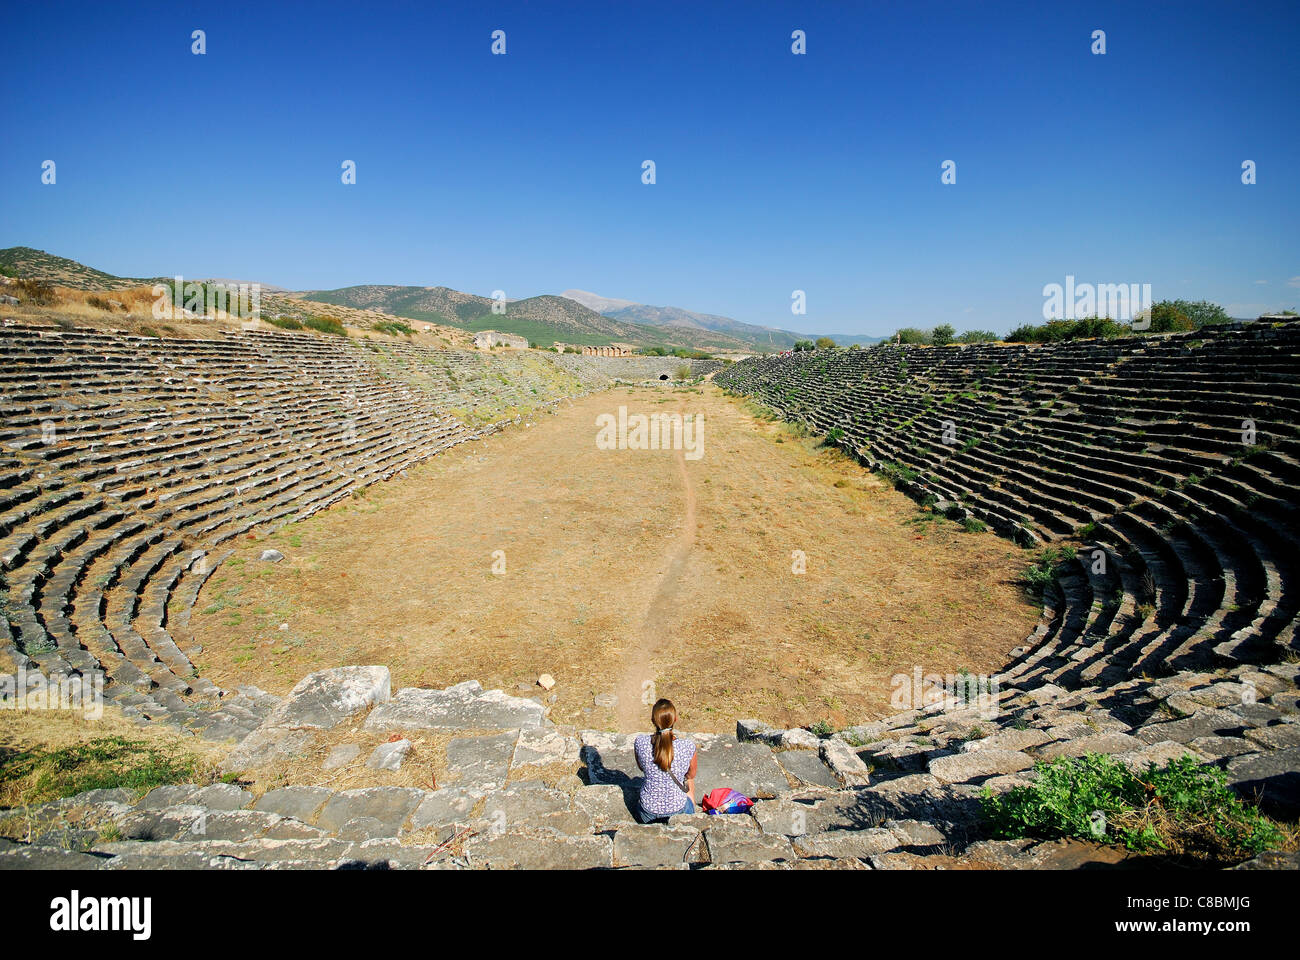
left=366, top=739, right=412, bottom=771
left=594, top=693, right=618, bottom=709
left=323, top=744, right=362, bottom=771
left=260, top=549, right=285, bottom=563
left=819, top=739, right=871, bottom=786
left=537, top=674, right=556, bottom=691
left=778, top=728, right=821, bottom=750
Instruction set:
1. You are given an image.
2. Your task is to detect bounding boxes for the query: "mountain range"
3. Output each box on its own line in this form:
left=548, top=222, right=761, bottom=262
left=560, top=290, right=884, bottom=350
left=0, top=246, right=884, bottom=352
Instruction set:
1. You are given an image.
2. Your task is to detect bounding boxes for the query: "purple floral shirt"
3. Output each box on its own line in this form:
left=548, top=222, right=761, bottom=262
left=634, top=734, right=696, bottom=817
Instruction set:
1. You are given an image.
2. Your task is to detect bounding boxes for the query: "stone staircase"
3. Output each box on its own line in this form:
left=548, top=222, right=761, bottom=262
left=2, top=664, right=1295, bottom=870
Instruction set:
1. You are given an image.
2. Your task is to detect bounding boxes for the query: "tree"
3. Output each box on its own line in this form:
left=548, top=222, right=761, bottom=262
left=814, top=336, right=836, bottom=349
left=1154, top=299, right=1229, bottom=329
left=930, top=324, right=955, bottom=346
left=793, top=339, right=815, bottom=351
left=896, top=327, right=929, bottom=344
left=1147, top=302, right=1194, bottom=333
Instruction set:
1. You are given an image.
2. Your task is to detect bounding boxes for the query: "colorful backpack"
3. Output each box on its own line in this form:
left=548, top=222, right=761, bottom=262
left=702, top=787, right=754, bottom=814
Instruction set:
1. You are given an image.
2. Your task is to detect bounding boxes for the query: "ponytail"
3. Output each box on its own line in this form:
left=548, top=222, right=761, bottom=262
left=650, top=698, right=677, bottom=772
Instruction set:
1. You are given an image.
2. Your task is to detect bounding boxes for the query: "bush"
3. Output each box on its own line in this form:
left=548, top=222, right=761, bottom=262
left=815, top=336, right=836, bottom=350
left=895, top=327, right=929, bottom=344
left=303, top=314, right=347, bottom=336
left=982, top=753, right=1284, bottom=862
left=930, top=324, right=955, bottom=346
left=674, top=364, right=692, bottom=381
left=15, top=278, right=57, bottom=306
left=1146, top=302, right=1195, bottom=333
left=1022, top=545, right=1073, bottom=596
left=1152, top=299, right=1230, bottom=329
left=372, top=320, right=414, bottom=336
left=956, top=329, right=998, bottom=343
left=793, top=339, right=815, bottom=352
left=267, top=315, right=304, bottom=330
left=1006, top=317, right=1126, bottom=343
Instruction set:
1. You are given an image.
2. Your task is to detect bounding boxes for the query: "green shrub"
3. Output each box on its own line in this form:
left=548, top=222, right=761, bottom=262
left=1151, top=299, right=1230, bottom=329
left=1007, top=317, right=1127, bottom=343
left=373, top=320, right=414, bottom=337
left=879, top=460, right=918, bottom=485
left=267, top=315, right=304, bottom=330
left=1022, top=545, right=1073, bottom=596
left=982, top=753, right=1284, bottom=862
left=303, top=314, right=347, bottom=336
left=1147, top=302, right=1195, bottom=333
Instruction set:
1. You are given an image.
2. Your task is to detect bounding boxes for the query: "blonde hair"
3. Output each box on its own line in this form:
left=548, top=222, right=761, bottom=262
left=651, top=698, right=676, bottom=772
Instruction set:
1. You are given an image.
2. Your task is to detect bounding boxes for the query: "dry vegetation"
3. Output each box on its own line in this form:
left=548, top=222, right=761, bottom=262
left=0, top=278, right=472, bottom=347
left=189, top=384, right=1041, bottom=734
left=0, top=704, right=225, bottom=813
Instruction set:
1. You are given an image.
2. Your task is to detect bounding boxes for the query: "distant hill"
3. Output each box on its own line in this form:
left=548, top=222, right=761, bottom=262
left=299, top=285, right=752, bottom=351
left=560, top=288, right=887, bottom=350
left=0, top=245, right=884, bottom=352
left=560, top=289, right=638, bottom=314
left=0, top=246, right=161, bottom=290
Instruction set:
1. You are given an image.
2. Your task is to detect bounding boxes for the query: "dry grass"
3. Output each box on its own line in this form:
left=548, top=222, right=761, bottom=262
left=0, top=704, right=225, bottom=809
left=3, top=283, right=233, bottom=338
left=189, top=385, right=1041, bottom=734
left=0, top=284, right=469, bottom=348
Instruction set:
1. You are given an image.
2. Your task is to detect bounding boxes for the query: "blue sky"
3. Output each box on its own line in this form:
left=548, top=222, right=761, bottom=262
left=3, top=0, right=1298, bottom=336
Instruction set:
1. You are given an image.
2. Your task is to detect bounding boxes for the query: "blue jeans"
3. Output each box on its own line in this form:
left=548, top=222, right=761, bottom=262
left=636, top=796, right=694, bottom=824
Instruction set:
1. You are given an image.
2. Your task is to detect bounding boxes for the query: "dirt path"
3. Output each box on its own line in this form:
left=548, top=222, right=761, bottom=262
left=614, top=402, right=698, bottom=730
left=189, top=384, right=1041, bottom=733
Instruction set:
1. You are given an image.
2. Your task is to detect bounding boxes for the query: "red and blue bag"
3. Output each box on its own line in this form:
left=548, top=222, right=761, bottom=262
left=702, top=787, right=753, bottom=814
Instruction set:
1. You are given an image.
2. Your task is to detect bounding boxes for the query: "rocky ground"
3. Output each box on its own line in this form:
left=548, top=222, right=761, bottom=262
left=2, top=662, right=1295, bottom=870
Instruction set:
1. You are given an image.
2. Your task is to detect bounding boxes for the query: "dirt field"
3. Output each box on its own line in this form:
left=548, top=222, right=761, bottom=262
left=190, top=384, right=1041, bottom=734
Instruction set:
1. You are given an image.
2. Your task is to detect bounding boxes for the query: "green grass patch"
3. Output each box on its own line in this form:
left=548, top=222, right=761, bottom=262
left=1022, top=545, right=1074, bottom=597
left=0, top=736, right=216, bottom=807
left=982, top=753, right=1286, bottom=864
